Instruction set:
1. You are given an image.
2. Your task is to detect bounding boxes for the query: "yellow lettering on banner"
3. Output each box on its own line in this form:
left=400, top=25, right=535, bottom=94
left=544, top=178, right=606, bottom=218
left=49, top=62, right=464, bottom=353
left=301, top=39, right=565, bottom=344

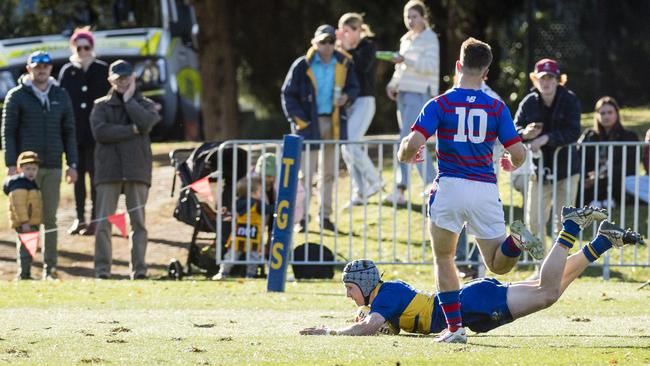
left=276, top=200, right=289, bottom=229
left=270, top=242, right=284, bottom=270
left=282, top=158, right=295, bottom=188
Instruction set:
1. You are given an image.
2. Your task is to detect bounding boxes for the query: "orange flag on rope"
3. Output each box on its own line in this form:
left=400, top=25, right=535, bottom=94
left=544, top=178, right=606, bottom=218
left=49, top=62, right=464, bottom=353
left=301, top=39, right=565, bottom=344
left=108, top=213, right=128, bottom=238
left=189, top=176, right=214, bottom=203
left=18, top=231, right=40, bottom=257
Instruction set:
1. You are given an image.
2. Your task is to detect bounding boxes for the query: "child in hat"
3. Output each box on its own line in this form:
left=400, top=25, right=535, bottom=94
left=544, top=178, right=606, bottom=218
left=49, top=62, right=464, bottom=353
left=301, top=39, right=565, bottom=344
left=3, top=151, right=42, bottom=280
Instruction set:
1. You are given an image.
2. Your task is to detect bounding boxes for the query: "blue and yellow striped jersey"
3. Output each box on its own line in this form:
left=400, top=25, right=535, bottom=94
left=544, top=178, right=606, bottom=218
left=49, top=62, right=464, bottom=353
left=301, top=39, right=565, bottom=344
left=369, top=280, right=446, bottom=334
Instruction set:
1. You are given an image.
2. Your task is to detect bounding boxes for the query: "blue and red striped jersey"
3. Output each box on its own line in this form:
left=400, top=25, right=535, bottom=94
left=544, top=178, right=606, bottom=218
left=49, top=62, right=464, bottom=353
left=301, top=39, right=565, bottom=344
left=411, top=88, right=521, bottom=184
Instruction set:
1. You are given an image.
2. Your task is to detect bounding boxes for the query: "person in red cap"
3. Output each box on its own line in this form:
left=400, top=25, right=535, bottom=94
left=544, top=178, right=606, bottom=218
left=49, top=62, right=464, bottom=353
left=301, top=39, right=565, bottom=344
left=513, top=58, right=581, bottom=279
left=59, top=26, right=111, bottom=236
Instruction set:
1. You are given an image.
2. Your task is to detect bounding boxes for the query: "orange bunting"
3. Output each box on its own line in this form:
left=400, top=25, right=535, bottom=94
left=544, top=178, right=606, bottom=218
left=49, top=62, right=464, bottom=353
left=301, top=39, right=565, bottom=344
left=189, top=176, right=214, bottom=203
left=18, top=231, right=40, bottom=257
left=108, top=213, right=128, bottom=238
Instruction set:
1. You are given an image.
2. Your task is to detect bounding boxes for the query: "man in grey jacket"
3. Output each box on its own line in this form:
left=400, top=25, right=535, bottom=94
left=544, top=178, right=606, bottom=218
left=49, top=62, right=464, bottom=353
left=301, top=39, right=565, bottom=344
left=90, top=60, right=160, bottom=280
left=1, top=50, right=78, bottom=280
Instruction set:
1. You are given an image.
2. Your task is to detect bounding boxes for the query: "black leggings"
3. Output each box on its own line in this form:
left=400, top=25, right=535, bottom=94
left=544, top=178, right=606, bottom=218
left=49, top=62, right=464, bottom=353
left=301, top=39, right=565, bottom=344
left=74, top=145, right=96, bottom=221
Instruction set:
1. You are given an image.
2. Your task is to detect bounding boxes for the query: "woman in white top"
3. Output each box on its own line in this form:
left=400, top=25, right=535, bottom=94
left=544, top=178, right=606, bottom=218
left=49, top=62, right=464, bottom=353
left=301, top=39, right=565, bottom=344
left=337, top=13, right=383, bottom=208
left=385, top=0, right=439, bottom=205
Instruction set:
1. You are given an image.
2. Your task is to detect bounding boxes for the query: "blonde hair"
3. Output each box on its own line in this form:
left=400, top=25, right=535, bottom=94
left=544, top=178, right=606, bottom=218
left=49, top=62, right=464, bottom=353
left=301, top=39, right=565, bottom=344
left=404, top=0, right=430, bottom=26
left=338, top=12, right=375, bottom=38
left=236, top=176, right=262, bottom=199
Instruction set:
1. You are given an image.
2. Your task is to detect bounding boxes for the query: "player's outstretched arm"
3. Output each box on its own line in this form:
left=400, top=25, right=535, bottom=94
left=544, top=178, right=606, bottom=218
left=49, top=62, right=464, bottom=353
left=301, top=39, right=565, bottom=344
left=299, top=313, right=386, bottom=336
left=397, top=131, right=426, bottom=163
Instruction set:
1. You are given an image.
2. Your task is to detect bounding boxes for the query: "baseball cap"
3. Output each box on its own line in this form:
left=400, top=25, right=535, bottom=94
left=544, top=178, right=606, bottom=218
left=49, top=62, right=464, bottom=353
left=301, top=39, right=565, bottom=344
left=70, top=30, right=95, bottom=47
left=108, top=59, right=134, bottom=80
left=534, top=58, right=560, bottom=77
left=17, top=151, right=40, bottom=166
left=27, top=51, right=52, bottom=67
left=342, top=259, right=380, bottom=298
left=313, top=24, right=336, bottom=42
left=255, top=153, right=277, bottom=177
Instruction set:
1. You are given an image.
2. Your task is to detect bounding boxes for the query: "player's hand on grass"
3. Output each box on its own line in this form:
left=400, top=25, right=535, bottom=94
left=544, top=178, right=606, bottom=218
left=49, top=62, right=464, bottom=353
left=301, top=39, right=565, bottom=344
left=299, top=326, right=328, bottom=335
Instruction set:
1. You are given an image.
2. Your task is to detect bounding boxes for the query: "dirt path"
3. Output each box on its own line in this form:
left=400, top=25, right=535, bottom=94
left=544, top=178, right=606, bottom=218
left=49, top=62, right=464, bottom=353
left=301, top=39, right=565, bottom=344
left=0, top=165, right=209, bottom=280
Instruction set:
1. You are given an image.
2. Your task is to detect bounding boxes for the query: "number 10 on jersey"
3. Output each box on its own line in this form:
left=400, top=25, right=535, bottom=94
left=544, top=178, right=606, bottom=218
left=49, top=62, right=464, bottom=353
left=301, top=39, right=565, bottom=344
left=453, top=107, right=488, bottom=143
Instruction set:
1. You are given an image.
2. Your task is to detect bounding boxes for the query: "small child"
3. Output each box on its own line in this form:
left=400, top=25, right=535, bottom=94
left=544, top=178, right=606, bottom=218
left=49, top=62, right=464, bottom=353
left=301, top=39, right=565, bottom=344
left=214, top=176, right=272, bottom=280
left=2, top=151, right=42, bottom=280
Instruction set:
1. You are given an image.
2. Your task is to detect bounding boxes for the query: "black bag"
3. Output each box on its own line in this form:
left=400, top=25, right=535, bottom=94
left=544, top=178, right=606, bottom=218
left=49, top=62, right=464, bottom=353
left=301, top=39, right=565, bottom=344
left=292, top=243, right=335, bottom=279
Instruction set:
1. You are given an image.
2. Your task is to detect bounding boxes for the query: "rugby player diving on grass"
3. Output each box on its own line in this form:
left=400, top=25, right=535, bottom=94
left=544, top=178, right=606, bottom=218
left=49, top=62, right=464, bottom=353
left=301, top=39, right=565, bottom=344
left=300, top=207, right=644, bottom=337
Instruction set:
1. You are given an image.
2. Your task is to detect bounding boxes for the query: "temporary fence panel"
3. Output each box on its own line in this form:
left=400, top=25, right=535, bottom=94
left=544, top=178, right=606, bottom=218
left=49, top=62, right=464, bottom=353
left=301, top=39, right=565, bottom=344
left=213, top=139, right=650, bottom=278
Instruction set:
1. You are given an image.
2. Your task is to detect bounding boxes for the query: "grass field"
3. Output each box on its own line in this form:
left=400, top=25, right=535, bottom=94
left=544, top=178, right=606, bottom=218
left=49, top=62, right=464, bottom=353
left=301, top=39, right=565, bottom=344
left=0, top=109, right=649, bottom=365
left=0, top=276, right=648, bottom=365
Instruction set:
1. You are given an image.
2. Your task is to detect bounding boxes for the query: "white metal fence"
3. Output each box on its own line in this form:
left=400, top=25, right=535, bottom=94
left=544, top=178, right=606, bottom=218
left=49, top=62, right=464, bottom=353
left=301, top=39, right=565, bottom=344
left=212, top=139, right=650, bottom=278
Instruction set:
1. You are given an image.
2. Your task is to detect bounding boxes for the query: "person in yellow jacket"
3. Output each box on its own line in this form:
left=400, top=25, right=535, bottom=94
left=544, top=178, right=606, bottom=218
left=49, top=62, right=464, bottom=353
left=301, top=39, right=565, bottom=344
left=214, top=176, right=272, bottom=280
left=3, top=151, right=42, bottom=280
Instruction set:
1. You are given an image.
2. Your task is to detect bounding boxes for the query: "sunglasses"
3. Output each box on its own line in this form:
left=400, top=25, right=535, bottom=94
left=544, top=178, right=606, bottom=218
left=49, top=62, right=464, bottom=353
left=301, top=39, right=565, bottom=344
left=29, top=54, right=52, bottom=65
left=319, top=38, right=335, bottom=45
left=77, top=45, right=92, bottom=52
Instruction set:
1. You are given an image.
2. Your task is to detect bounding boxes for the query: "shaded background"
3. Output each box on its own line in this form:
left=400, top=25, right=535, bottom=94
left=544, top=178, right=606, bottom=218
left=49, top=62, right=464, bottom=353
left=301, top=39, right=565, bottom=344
left=1, top=0, right=649, bottom=140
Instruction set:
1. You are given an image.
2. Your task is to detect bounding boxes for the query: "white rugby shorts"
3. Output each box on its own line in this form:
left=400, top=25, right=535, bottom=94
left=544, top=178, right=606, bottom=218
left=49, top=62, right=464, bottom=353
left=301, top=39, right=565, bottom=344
left=428, top=177, right=506, bottom=239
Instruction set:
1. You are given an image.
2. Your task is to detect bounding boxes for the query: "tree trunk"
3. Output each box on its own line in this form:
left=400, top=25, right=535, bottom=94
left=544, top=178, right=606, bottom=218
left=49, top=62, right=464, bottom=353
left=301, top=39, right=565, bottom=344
left=191, top=0, right=239, bottom=140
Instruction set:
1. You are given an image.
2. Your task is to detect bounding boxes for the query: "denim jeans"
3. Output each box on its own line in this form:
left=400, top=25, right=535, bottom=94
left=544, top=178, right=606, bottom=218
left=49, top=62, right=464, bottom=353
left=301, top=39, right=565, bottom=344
left=396, top=91, right=436, bottom=189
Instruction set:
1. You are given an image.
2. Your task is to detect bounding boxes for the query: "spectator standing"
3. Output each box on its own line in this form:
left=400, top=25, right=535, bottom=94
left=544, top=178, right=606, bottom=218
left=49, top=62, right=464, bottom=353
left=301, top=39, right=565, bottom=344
left=625, top=128, right=650, bottom=203
left=90, top=60, right=160, bottom=280
left=514, top=58, right=581, bottom=277
left=336, top=13, right=383, bottom=208
left=59, top=27, right=110, bottom=236
left=3, top=152, right=41, bottom=280
left=281, top=24, right=360, bottom=233
left=578, top=96, right=638, bottom=208
left=384, top=0, right=439, bottom=205
left=1, top=50, right=78, bottom=280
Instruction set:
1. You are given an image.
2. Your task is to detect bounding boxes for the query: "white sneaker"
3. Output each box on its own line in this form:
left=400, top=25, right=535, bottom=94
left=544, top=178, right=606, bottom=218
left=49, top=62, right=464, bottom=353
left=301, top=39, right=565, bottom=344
left=365, top=182, right=384, bottom=198
left=212, top=272, right=228, bottom=281
left=510, top=220, right=545, bottom=260
left=342, top=194, right=366, bottom=210
left=434, top=327, right=467, bottom=343
left=383, top=190, right=406, bottom=205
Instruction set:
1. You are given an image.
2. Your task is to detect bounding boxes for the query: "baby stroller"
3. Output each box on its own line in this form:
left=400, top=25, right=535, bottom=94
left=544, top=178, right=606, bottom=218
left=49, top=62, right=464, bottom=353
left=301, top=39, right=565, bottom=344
left=169, top=142, right=250, bottom=278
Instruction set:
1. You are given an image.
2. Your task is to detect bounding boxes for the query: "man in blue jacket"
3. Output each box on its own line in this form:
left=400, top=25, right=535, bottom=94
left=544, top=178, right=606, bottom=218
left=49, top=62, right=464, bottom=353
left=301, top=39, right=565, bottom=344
left=281, top=24, right=359, bottom=232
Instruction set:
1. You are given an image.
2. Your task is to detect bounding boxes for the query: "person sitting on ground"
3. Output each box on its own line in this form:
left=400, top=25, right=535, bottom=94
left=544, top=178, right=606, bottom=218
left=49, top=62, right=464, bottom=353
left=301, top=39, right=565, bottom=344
left=577, top=96, right=638, bottom=209
left=3, top=151, right=42, bottom=280
left=299, top=206, right=644, bottom=338
left=625, top=128, right=650, bottom=203
left=213, top=176, right=272, bottom=280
